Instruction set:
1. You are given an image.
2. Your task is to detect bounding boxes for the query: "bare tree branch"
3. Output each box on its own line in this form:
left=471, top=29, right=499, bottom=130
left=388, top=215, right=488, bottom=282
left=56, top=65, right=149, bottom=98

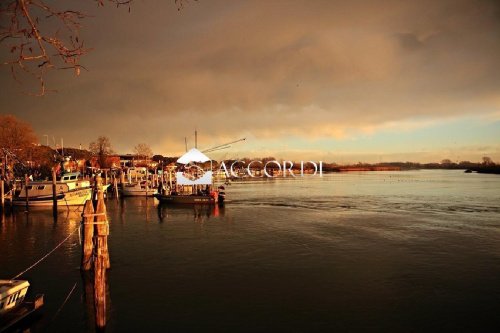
left=0, top=0, right=194, bottom=96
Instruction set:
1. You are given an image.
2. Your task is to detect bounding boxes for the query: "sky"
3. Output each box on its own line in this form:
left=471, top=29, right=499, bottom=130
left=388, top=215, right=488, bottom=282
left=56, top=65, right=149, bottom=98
left=1, top=0, right=499, bottom=163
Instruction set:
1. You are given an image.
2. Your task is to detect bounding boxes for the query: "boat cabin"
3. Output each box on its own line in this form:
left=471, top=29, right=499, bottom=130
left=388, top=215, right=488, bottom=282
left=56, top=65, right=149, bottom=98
left=0, top=280, right=30, bottom=315
left=17, top=172, right=90, bottom=199
left=59, top=172, right=80, bottom=182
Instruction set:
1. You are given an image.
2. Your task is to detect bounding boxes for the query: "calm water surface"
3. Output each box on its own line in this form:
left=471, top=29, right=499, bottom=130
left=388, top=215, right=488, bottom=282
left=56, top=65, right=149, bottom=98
left=1, top=170, right=500, bottom=332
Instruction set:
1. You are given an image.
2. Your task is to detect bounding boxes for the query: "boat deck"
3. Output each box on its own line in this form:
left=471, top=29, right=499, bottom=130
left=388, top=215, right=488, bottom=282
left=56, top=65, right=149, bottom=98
left=0, top=295, right=44, bottom=333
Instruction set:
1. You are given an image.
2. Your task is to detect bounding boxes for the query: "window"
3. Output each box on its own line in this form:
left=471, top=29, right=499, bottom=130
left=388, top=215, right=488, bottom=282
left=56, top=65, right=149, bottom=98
left=38, top=185, right=45, bottom=190
left=7, top=292, right=17, bottom=305
left=26, top=185, right=33, bottom=190
left=70, top=176, right=76, bottom=180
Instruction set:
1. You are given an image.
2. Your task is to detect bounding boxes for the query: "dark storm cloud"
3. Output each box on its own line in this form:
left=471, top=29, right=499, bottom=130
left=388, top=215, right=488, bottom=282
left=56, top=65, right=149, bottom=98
left=1, top=0, right=499, bottom=156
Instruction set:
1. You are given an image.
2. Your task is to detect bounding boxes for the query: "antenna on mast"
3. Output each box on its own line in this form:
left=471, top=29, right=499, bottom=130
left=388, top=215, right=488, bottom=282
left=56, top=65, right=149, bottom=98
left=184, top=137, right=188, bottom=152
left=202, top=138, right=246, bottom=153
left=195, top=129, right=198, bottom=149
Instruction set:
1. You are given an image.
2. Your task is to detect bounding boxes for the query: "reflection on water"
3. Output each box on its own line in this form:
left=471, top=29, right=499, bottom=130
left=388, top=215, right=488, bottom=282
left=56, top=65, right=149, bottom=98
left=1, top=170, right=500, bottom=331
left=157, top=203, right=225, bottom=223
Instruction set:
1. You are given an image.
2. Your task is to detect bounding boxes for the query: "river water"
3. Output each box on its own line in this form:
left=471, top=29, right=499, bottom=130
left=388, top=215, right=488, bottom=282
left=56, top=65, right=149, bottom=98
left=1, top=170, right=500, bottom=332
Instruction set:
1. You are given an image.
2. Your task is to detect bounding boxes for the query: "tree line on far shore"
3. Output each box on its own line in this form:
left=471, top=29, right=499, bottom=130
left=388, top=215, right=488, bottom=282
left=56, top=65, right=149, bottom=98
left=0, top=114, right=156, bottom=179
left=1, top=114, right=498, bottom=179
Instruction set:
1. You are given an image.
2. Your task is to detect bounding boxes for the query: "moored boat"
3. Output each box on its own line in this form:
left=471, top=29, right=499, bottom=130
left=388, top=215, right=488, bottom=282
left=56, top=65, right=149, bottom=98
left=0, top=280, right=30, bottom=315
left=121, top=180, right=157, bottom=197
left=0, top=280, right=44, bottom=332
left=12, top=172, right=91, bottom=207
left=155, top=189, right=224, bottom=205
left=154, top=148, right=225, bottom=205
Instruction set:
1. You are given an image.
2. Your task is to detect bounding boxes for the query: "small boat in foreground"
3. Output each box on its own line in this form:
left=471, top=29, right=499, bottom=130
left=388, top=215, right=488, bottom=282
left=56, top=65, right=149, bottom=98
left=0, top=280, right=30, bottom=315
left=0, top=280, right=44, bottom=332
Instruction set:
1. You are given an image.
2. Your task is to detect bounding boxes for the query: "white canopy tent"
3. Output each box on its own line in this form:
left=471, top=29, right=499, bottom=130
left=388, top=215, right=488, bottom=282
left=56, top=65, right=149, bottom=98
left=177, top=148, right=211, bottom=164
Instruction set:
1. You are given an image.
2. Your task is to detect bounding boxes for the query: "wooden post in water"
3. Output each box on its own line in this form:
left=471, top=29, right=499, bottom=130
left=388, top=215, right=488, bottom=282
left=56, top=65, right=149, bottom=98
left=94, top=234, right=107, bottom=330
left=1, top=179, right=4, bottom=209
left=52, top=168, right=57, bottom=211
left=169, top=169, right=173, bottom=192
left=120, top=170, right=125, bottom=190
left=94, top=174, right=109, bottom=330
left=113, top=176, right=119, bottom=200
left=81, top=200, right=95, bottom=271
left=95, top=175, right=110, bottom=268
left=24, top=173, right=29, bottom=210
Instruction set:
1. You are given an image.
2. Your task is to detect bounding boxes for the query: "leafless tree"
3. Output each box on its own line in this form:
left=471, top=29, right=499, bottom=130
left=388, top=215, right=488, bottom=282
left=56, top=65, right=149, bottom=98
left=0, top=0, right=193, bottom=96
left=89, top=135, right=114, bottom=168
left=482, top=156, right=494, bottom=166
left=134, top=143, right=153, bottom=160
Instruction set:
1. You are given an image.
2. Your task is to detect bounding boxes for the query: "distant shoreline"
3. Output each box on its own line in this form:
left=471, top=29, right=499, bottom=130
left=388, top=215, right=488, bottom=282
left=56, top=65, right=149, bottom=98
left=322, top=165, right=500, bottom=174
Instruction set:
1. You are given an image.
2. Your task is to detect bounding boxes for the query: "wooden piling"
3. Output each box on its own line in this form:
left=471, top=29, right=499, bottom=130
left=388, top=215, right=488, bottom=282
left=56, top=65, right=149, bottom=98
left=81, top=200, right=95, bottom=271
left=94, top=174, right=109, bottom=329
left=120, top=171, right=125, bottom=192
left=24, top=174, right=29, bottom=210
left=52, top=168, right=57, bottom=210
left=78, top=175, right=111, bottom=330
left=95, top=175, right=110, bottom=268
left=113, top=177, right=119, bottom=200
left=1, top=179, right=4, bottom=209
left=94, top=237, right=106, bottom=330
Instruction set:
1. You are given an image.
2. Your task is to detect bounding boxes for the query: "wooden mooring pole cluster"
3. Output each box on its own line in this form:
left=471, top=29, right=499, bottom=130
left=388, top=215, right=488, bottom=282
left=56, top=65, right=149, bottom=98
left=80, top=174, right=110, bottom=330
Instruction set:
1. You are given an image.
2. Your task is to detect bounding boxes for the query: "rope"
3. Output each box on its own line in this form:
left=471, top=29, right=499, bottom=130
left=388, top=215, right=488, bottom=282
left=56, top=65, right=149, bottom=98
left=52, top=282, right=77, bottom=322
left=82, top=213, right=106, bottom=217
left=83, top=220, right=109, bottom=235
left=11, top=225, right=80, bottom=280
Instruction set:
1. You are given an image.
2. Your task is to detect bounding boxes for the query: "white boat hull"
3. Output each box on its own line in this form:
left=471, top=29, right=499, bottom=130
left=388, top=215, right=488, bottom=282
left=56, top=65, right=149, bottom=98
left=12, top=188, right=92, bottom=206
left=121, top=181, right=157, bottom=197
left=121, top=188, right=158, bottom=197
